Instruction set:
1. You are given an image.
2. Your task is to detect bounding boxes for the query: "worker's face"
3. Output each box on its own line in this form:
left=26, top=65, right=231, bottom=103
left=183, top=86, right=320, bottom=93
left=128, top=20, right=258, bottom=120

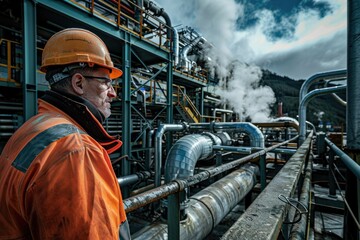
left=81, top=68, right=117, bottom=119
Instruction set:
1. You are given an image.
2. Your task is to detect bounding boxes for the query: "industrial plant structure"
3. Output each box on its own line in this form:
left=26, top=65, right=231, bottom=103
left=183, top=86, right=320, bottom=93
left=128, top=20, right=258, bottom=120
left=0, top=0, right=359, bottom=239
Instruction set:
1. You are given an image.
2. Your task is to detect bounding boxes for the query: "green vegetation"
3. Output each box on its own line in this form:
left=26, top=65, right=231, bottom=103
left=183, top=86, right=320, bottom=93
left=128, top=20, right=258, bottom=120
left=261, top=70, right=346, bottom=129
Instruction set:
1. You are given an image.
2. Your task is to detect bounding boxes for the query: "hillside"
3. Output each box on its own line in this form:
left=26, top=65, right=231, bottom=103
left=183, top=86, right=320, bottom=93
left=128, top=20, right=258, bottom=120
left=261, top=70, right=346, bottom=129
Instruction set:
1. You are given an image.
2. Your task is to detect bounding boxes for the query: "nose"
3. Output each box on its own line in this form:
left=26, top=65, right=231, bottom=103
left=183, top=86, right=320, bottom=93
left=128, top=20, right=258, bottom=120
left=108, top=85, right=117, bottom=98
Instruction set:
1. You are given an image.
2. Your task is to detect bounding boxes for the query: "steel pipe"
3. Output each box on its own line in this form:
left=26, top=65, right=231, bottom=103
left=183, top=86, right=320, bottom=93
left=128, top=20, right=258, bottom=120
left=154, top=123, right=188, bottom=187
left=118, top=171, right=153, bottom=187
left=132, top=164, right=258, bottom=240
left=298, top=85, right=346, bottom=143
left=213, top=108, right=234, bottom=121
left=123, top=136, right=298, bottom=213
left=325, top=137, right=360, bottom=180
left=299, top=69, right=346, bottom=102
left=164, top=133, right=216, bottom=183
left=189, top=122, right=264, bottom=148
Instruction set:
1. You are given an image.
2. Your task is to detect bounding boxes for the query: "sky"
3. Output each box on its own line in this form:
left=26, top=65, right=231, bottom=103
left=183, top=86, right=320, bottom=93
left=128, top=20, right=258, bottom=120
left=154, top=0, right=347, bottom=121
left=155, top=0, right=347, bottom=80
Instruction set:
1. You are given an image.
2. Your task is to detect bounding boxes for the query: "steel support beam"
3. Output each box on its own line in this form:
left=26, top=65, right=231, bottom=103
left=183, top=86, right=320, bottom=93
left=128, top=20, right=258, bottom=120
left=22, top=0, right=38, bottom=120
left=36, top=0, right=169, bottom=60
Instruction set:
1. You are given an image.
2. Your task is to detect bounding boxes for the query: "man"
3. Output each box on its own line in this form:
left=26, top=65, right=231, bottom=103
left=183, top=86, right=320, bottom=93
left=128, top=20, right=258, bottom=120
left=0, top=28, right=131, bottom=239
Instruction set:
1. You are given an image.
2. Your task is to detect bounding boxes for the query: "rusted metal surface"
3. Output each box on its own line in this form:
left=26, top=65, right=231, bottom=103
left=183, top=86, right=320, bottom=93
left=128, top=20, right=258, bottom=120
left=124, top=181, right=185, bottom=213
left=221, top=132, right=312, bottom=240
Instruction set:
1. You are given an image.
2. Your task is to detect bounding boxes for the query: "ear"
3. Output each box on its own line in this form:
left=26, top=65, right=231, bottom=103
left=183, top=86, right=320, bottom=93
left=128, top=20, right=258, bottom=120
left=71, top=73, right=85, bottom=95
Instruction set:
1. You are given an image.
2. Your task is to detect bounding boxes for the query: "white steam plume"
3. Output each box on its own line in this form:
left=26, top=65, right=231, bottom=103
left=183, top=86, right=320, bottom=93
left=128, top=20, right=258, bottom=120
left=193, top=0, right=276, bottom=122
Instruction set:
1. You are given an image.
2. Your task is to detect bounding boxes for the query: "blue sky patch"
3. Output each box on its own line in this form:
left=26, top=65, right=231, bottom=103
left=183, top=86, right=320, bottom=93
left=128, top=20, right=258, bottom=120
left=236, top=0, right=333, bottom=40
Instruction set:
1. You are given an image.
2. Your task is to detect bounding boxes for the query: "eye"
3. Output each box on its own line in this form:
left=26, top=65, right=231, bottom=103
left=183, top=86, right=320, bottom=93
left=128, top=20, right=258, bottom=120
left=105, top=79, right=112, bottom=87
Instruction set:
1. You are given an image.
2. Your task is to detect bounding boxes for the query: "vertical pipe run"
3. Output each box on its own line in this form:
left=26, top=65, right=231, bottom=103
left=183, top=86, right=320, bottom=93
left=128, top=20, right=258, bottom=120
left=155, top=123, right=187, bottom=187
left=347, top=0, right=360, bottom=149
left=346, top=1, right=360, bottom=237
left=259, top=154, right=266, bottom=190
left=121, top=33, right=132, bottom=197
left=298, top=85, right=346, bottom=144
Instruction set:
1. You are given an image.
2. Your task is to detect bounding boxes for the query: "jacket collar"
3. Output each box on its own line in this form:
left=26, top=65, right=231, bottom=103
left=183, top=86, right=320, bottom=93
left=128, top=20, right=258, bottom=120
left=41, top=90, right=122, bottom=154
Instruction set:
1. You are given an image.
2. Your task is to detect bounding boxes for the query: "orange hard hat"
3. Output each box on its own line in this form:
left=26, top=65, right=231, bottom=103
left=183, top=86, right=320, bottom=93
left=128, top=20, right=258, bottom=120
left=40, top=28, right=122, bottom=79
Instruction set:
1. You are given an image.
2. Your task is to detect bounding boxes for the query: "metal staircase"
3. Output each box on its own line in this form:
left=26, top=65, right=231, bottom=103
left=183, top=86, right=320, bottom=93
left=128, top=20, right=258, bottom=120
left=174, top=86, right=200, bottom=123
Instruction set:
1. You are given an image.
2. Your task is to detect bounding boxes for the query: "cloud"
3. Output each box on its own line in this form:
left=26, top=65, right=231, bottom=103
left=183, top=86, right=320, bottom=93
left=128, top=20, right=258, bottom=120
left=155, top=0, right=346, bottom=80
left=154, top=0, right=346, bottom=120
left=232, top=0, right=347, bottom=79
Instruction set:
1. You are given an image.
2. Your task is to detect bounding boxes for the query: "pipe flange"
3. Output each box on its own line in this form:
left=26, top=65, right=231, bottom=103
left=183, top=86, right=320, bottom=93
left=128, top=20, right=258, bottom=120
left=172, top=179, right=188, bottom=191
left=181, top=122, right=189, bottom=132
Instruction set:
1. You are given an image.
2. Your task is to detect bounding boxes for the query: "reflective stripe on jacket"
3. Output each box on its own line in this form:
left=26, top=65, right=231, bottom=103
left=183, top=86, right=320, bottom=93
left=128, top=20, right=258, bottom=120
left=0, top=99, right=127, bottom=239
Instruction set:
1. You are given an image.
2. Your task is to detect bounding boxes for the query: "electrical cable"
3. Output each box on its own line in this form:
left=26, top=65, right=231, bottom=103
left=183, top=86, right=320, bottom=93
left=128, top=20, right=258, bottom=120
left=278, top=194, right=308, bottom=224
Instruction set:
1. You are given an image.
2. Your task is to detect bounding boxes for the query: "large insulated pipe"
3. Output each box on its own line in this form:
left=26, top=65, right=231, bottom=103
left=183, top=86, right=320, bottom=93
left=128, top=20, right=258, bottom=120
left=189, top=122, right=264, bottom=148
left=143, top=0, right=172, bottom=42
left=299, top=69, right=347, bottom=101
left=213, top=122, right=264, bottom=148
left=155, top=123, right=188, bottom=187
left=180, top=36, right=205, bottom=71
left=165, top=123, right=263, bottom=183
left=132, top=164, right=258, bottom=240
left=173, top=27, right=179, bottom=66
left=299, top=85, right=346, bottom=143
left=124, top=136, right=298, bottom=213
left=164, top=133, right=220, bottom=183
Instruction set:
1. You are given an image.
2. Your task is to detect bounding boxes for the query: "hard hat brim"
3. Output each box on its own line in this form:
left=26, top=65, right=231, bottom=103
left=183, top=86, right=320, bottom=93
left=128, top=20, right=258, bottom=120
left=109, top=66, right=123, bottom=79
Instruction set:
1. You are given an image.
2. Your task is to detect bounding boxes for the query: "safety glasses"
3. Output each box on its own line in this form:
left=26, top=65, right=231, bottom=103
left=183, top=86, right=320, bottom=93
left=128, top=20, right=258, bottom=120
left=83, top=76, right=116, bottom=89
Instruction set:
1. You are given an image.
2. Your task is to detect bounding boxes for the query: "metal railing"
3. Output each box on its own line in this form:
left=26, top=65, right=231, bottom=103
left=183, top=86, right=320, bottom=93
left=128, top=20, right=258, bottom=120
left=174, top=85, right=201, bottom=123
left=0, top=38, right=21, bottom=83
left=325, top=137, right=360, bottom=231
left=70, top=0, right=171, bottom=50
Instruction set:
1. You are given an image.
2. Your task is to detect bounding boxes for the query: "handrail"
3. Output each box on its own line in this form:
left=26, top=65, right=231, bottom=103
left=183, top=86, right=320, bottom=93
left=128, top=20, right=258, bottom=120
left=68, top=0, right=171, bottom=50
left=173, top=67, right=209, bottom=84
left=325, top=137, right=360, bottom=180
left=0, top=38, right=21, bottom=83
left=175, top=86, right=201, bottom=122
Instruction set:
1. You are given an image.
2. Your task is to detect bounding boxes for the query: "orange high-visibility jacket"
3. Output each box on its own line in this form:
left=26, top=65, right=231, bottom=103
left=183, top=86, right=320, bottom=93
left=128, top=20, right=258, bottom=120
left=0, top=96, right=126, bottom=239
